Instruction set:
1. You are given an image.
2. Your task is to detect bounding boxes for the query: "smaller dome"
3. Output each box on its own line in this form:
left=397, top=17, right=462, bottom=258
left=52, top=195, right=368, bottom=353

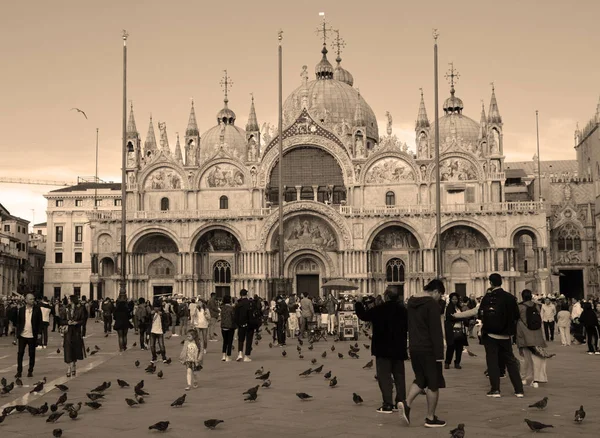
left=216, top=99, right=236, bottom=125
left=315, top=45, right=334, bottom=80
left=443, top=87, right=464, bottom=114
left=333, top=56, right=354, bottom=86
left=199, top=124, right=247, bottom=163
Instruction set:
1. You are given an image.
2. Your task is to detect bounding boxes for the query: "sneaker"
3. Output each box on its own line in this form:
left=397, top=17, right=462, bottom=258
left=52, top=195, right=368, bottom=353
left=172, top=334, right=179, bottom=337
left=531, top=381, right=539, bottom=388
left=397, top=401, right=410, bottom=425
left=236, top=352, right=243, bottom=362
left=36, top=346, right=43, bottom=350
left=14, top=372, right=22, bottom=378
left=486, top=390, right=501, bottom=398
left=515, top=393, right=525, bottom=398
left=376, top=405, right=393, bottom=414
left=424, top=416, right=446, bottom=428
left=243, top=356, right=252, bottom=362
left=588, top=352, right=594, bottom=355
left=522, top=379, right=527, bottom=385
left=595, top=352, right=600, bottom=355
left=221, top=354, right=226, bottom=361
left=184, top=386, right=191, bottom=391
left=203, top=349, right=207, bottom=355
left=163, top=360, right=168, bottom=364
left=225, top=356, right=232, bottom=362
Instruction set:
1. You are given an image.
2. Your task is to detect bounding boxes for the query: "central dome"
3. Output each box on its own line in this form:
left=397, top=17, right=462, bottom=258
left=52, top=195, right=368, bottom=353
left=200, top=124, right=247, bottom=163
left=284, top=80, right=379, bottom=141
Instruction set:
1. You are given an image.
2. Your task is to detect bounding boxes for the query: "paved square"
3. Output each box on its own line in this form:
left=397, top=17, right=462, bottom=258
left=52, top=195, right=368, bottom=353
left=0, top=322, right=597, bottom=437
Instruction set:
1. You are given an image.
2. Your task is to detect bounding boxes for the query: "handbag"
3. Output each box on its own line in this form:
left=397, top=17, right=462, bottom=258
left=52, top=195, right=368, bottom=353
left=59, top=325, right=68, bottom=335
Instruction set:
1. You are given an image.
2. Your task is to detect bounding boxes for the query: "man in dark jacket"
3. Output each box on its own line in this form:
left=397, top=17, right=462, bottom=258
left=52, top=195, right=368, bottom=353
left=14, top=293, right=43, bottom=378
left=398, top=279, right=446, bottom=429
left=234, top=289, right=254, bottom=362
left=355, top=287, right=408, bottom=414
left=479, top=273, right=523, bottom=398
left=207, top=292, right=220, bottom=341
left=102, top=298, right=114, bottom=336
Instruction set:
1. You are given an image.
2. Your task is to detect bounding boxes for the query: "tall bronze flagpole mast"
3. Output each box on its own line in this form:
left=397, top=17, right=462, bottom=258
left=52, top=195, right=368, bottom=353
left=536, top=110, right=542, bottom=200
left=277, top=30, right=285, bottom=293
left=119, top=30, right=128, bottom=299
left=433, top=30, right=442, bottom=280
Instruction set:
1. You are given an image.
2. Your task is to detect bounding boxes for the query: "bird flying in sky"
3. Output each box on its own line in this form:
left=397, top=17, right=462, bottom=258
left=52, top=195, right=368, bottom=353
left=70, top=108, right=88, bottom=119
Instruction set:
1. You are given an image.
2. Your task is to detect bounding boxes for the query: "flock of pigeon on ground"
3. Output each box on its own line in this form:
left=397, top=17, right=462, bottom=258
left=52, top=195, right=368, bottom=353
left=0, top=324, right=590, bottom=436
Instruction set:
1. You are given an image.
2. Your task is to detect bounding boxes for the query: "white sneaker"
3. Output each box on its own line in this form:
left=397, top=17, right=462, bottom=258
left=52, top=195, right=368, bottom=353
left=203, top=349, right=207, bottom=355
left=221, top=354, right=226, bottom=361
left=236, top=352, right=243, bottom=362
left=588, top=352, right=594, bottom=355
left=521, top=380, right=527, bottom=385
left=36, top=346, right=43, bottom=350
left=531, top=381, right=539, bottom=388
left=172, top=334, right=179, bottom=337
left=243, top=356, right=252, bottom=362
left=595, top=352, right=600, bottom=355
left=225, top=356, right=232, bottom=362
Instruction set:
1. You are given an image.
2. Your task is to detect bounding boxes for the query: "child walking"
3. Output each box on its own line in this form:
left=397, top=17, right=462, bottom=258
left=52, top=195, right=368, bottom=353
left=179, top=329, right=204, bottom=390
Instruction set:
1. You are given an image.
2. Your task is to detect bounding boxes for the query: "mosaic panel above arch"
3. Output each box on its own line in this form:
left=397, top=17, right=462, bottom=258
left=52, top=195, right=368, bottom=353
left=202, top=163, right=246, bottom=188
left=133, top=234, right=179, bottom=253
left=196, top=229, right=241, bottom=252
left=370, top=226, right=419, bottom=250
left=364, top=157, right=416, bottom=184
left=272, top=214, right=338, bottom=252
left=144, top=167, right=183, bottom=190
left=441, top=226, right=489, bottom=249
left=438, top=157, right=477, bottom=182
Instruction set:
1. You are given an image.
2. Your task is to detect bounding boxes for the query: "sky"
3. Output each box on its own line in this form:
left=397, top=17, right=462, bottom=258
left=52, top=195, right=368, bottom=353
left=1, top=0, right=599, bottom=226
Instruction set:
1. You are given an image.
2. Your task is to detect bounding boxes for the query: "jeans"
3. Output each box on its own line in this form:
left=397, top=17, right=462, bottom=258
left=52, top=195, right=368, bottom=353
left=299, top=316, right=308, bottom=337
left=543, top=321, right=555, bottom=341
left=41, top=322, right=49, bottom=346
left=585, top=326, right=599, bottom=353
left=138, top=323, right=147, bottom=348
left=221, top=328, right=234, bottom=356
left=196, top=328, right=208, bottom=349
left=558, top=325, right=571, bottom=345
left=117, top=328, right=128, bottom=351
left=82, top=318, right=88, bottom=337
left=179, top=317, right=188, bottom=336
left=237, top=326, right=255, bottom=356
left=375, top=357, right=406, bottom=407
left=208, top=317, right=218, bottom=340
left=17, top=336, right=37, bottom=374
left=150, top=333, right=166, bottom=361
left=103, top=317, right=112, bottom=334
left=276, top=319, right=286, bottom=345
left=327, top=314, right=336, bottom=333
left=483, top=335, right=523, bottom=393
left=445, top=342, right=463, bottom=365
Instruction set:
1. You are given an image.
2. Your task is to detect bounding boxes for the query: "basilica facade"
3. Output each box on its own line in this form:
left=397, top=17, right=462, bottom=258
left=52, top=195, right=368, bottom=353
left=88, top=42, right=548, bottom=301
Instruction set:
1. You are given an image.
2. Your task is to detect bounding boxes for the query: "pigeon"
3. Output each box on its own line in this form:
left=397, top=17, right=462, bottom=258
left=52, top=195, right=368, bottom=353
left=57, top=393, right=67, bottom=405
left=299, top=355, right=304, bottom=359
left=331, top=345, right=335, bottom=352
left=265, top=327, right=272, bottom=335
left=575, top=405, right=586, bottom=423
left=338, top=353, right=344, bottom=359
left=296, top=392, right=313, bottom=400
left=324, top=370, right=332, bottom=379
left=282, top=350, right=287, bottom=357
left=308, top=344, right=314, bottom=351
left=450, top=423, right=465, bottom=438
left=149, top=421, right=170, bottom=431
left=298, top=338, right=304, bottom=346
left=313, top=365, right=323, bottom=373
left=243, top=385, right=259, bottom=396
left=91, top=382, right=109, bottom=393
left=0, top=377, right=6, bottom=387
left=3, top=406, right=16, bottom=416
left=87, top=393, right=104, bottom=401
left=363, top=344, right=370, bottom=349
left=56, top=348, right=61, bottom=354
left=135, top=360, right=140, bottom=368
left=133, top=342, right=137, bottom=347
left=71, top=108, right=88, bottom=119
left=26, top=406, right=41, bottom=416
left=86, top=347, right=90, bottom=353
left=354, top=342, right=359, bottom=348
left=52, top=429, right=62, bottom=438
left=524, top=419, right=553, bottom=431
left=321, top=351, right=327, bottom=358
left=165, top=358, right=172, bottom=365
left=94, top=345, right=100, bottom=350
left=55, top=384, right=69, bottom=392
left=529, top=397, right=548, bottom=410
left=15, top=405, right=27, bottom=412
left=261, top=379, right=271, bottom=388
left=50, top=404, right=58, bottom=412
left=256, top=371, right=270, bottom=381
left=0, top=382, right=14, bottom=394
left=297, top=346, right=302, bottom=353
left=135, top=386, right=149, bottom=397
left=269, top=342, right=273, bottom=348
left=255, top=367, right=264, bottom=376
left=38, top=402, right=49, bottom=414
left=0, top=414, right=4, bottom=424
left=171, top=394, right=186, bottom=407
left=46, top=412, right=64, bottom=423
left=135, top=394, right=145, bottom=404
left=299, top=368, right=312, bottom=377
left=466, top=349, right=477, bottom=357
left=157, top=370, right=164, bottom=379
left=352, top=393, right=363, bottom=404
left=145, top=363, right=156, bottom=374
left=30, top=381, right=44, bottom=393
left=348, top=351, right=359, bottom=359
left=90, top=350, right=98, bottom=356
left=85, top=402, right=102, bottom=410
left=62, top=403, right=74, bottom=412
left=244, top=392, right=258, bottom=401
left=68, top=409, right=78, bottom=420
left=117, top=379, right=129, bottom=388
left=125, top=398, right=138, bottom=407
left=363, top=360, right=373, bottom=369
left=204, top=419, right=224, bottom=429
left=311, top=358, right=317, bottom=365
left=329, top=376, right=338, bottom=387
left=135, top=380, right=144, bottom=389
left=15, top=377, right=22, bottom=387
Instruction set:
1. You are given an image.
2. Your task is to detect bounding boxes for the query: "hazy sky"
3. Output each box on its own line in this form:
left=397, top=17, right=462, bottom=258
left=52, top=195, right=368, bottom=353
left=1, top=0, right=599, bottom=225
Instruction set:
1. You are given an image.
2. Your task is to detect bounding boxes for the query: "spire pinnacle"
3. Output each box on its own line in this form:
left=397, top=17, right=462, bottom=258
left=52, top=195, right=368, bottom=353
left=332, top=29, right=345, bottom=64
left=174, top=132, right=183, bottom=163
left=246, top=93, right=259, bottom=132
left=445, top=62, right=460, bottom=96
left=416, top=88, right=430, bottom=129
left=220, top=70, right=233, bottom=106
left=186, top=99, right=199, bottom=136
left=144, top=115, right=157, bottom=153
left=479, top=100, right=487, bottom=138
left=127, top=102, right=137, bottom=134
left=487, top=82, right=502, bottom=124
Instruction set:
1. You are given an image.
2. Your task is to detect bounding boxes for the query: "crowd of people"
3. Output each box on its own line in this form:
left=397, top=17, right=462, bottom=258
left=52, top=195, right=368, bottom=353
left=2, top=274, right=600, bottom=428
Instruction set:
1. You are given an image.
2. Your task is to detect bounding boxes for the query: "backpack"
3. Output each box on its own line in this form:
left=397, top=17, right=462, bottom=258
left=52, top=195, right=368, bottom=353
left=480, top=290, right=506, bottom=334
left=249, top=300, right=263, bottom=328
left=524, top=304, right=542, bottom=331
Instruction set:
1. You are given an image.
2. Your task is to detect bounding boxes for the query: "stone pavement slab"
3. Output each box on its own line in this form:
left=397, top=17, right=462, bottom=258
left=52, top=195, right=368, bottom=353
left=0, top=323, right=598, bottom=437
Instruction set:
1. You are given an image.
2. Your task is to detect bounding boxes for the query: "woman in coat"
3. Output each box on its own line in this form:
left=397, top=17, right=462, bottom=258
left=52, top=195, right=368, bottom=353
left=113, top=298, right=132, bottom=352
left=63, top=295, right=86, bottom=377
left=444, top=293, right=469, bottom=369
left=516, top=289, right=548, bottom=388
left=579, top=302, right=600, bottom=354
left=220, top=296, right=236, bottom=362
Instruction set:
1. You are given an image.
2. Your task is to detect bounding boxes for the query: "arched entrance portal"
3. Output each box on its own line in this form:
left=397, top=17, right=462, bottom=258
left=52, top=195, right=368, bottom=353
left=132, top=233, right=179, bottom=299
left=293, top=257, right=321, bottom=298
left=194, top=229, right=241, bottom=298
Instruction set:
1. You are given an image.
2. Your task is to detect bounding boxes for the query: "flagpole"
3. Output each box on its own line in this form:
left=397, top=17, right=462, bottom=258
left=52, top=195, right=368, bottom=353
left=94, top=128, right=99, bottom=209
left=536, top=110, right=542, bottom=200
left=277, top=30, right=285, bottom=294
left=119, top=30, right=128, bottom=300
left=433, top=30, right=442, bottom=280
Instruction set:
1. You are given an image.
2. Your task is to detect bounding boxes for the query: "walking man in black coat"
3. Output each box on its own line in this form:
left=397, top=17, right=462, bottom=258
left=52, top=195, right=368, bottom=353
left=355, top=287, right=408, bottom=414
left=234, top=289, right=254, bottom=362
left=14, top=293, right=43, bottom=378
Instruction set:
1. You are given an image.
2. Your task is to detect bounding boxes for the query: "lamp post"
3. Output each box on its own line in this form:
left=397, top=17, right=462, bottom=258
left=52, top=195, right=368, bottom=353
left=433, top=30, right=443, bottom=280
left=119, top=30, right=128, bottom=300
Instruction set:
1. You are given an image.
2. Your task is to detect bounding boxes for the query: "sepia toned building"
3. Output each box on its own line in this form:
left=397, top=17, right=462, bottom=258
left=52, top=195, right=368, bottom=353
left=85, top=38, right=550, bottom=301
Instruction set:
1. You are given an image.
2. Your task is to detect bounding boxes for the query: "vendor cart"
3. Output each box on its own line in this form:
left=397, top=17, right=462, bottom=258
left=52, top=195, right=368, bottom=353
left=321, top=279, right=359, bottom=341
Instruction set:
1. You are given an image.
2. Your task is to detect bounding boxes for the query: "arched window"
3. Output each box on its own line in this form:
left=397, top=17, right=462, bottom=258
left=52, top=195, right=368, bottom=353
left=160, top=197, right=169, bottom=211
left=558, top=223, right=581, bottom=251
left=213, top=260, right=231, bottom=284
left=385, top=191, right=395, bottom=206
left=386, top=258, right=405, bottom=283
left=219, top=195, right=228, bottom=210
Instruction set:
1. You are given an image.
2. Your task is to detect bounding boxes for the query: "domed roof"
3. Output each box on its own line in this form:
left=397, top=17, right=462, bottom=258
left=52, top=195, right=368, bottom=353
left=432, top=113, right=480, bottom=146
left=199, top=123, right=247, bottom=163
left=284, top=77, right=378, bottom=141
left=333, top=56, right=354, bottom=86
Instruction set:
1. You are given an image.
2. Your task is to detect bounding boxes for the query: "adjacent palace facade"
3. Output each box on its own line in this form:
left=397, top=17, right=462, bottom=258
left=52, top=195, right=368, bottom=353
left=45, top=41, right=555, bottom=301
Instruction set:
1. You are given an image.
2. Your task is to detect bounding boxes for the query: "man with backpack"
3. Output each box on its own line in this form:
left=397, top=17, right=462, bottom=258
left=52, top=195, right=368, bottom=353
left=479, top=273, right=524, bottom=398
left=234, top=289, right=257, bottom=362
